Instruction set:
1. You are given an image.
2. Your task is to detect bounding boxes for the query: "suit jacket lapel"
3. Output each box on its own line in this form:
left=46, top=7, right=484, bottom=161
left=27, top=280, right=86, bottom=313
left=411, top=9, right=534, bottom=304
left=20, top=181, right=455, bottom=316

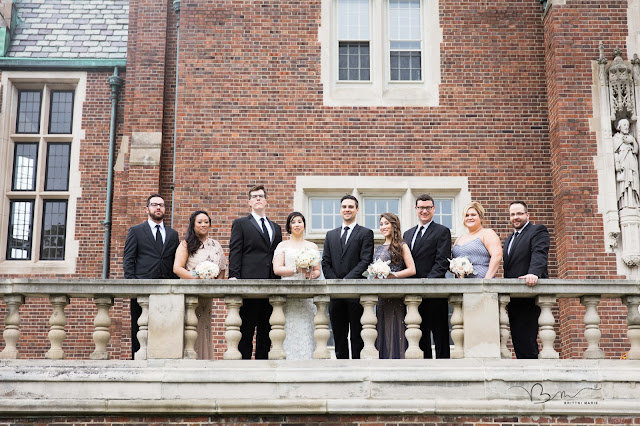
left=414, top=222, right=435, bottom=252
left=143, top=222, right=163, bottom=255
left=341, top=224, right=358, bottom=258
left=249, top=215, right=271, bottom=245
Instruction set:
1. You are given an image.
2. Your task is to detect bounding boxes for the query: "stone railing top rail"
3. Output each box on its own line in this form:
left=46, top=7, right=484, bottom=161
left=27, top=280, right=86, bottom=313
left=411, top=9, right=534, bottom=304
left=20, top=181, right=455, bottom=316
left=0, top=278, right=638, bottom=299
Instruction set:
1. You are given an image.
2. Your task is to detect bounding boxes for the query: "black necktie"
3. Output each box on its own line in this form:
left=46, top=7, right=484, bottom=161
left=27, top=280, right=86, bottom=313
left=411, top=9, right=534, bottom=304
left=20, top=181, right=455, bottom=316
left=260, top=218, right=270, bottom=241
left=341, top=226, right=350, bottom=247
left=413, top=225, right=425, bottom=249
left=155, top=224, right=163, bottom=251
left=508, top=232, right=519, bottom=255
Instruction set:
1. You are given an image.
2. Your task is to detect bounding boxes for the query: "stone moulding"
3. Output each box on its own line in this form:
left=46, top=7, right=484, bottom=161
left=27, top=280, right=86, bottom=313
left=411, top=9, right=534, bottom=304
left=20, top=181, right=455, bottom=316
left=0, top=359, right=639, bottom=416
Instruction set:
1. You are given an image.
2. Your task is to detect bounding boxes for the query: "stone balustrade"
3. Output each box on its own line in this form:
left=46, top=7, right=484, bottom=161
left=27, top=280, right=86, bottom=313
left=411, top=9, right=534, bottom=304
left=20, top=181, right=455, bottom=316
left=0, top=278, right=639, bottom=361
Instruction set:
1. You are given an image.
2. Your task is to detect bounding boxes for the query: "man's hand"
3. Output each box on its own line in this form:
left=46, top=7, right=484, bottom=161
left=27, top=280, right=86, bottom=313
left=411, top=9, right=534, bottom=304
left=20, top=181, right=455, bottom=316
left=519, top=274, right=539, bottom=287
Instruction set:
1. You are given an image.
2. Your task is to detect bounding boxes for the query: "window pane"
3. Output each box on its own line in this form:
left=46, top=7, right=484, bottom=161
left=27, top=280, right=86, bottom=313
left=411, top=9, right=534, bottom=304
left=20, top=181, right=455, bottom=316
left=49, top=91, right=74, bottom=134
left=364, top=198, right=400, bottom=230
left=338, top=41, right=370, bottom=81
left=390, top=51, right=421, bottom=81
left=389, top=0, right=421, bottom=41
left=389, top=0, right=422, bottom=81
left=16, top=90, right=42, bottom=134
left=12, top=143, right=38, bottom=191
left=434, top=199, right=453, bottom=229
left=310, top=198, right=342, bottom=232
left=7, top=200, right=34, bottom=260
left=45, top=143, right=71, bottom=191
left=338, top=0, right=370, bottom=40
left=40, top=200, right=68, bottom=260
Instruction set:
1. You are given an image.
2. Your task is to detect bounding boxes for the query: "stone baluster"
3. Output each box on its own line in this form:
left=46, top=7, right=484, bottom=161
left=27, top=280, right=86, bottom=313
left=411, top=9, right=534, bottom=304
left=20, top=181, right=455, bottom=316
left=0, top=295, right=24, bottom=359
left=623, top=295, right=640, bottom=360
left=449, top=295, right=463, bottom=359
left=581, top=295, right=604, bottom=359
left=90, top=297, right=113, bottom=360
left=268, top=296, right=287, bottom=360
left=223, top=296, right=243, bottom=360
left=134, top=296, right=149, bottom=360
left=45, top=295, right=69, bottom=360
left=183, top=296, right=199, bottom=359
left=360, top=295, right=379, bottom=360
left=404, top=295, right=423, bottom=359
left=536, top=295, right=559, bottom=359
left=498, top=295, right=511, bottom=359
left=313, top=295, right=331, bottom=359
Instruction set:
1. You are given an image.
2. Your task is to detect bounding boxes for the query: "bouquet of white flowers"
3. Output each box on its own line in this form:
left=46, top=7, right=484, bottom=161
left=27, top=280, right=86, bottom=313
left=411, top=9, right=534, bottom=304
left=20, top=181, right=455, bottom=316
left=363, top=258, right=392, bottom=279
left=294, top=247, right=321, bottom=277
left=449, top=256, right=476, bottom=278
left=191, top=260, right=220, bottom=279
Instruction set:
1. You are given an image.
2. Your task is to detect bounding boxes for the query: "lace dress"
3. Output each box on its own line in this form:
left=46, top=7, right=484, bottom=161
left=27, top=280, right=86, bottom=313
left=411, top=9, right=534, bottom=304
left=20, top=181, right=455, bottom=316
left=185, top=238, right=227, bottom=359
left=274, top=246, right=317, bottom=360
left=452, top=238, right=490, bottom=278
left=374, top=244, right=407, bottom=359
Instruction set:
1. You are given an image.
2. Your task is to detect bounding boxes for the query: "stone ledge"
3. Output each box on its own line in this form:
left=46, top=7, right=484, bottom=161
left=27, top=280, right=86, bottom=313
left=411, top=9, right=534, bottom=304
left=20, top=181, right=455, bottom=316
left=0, top=359, right=639, bottom=416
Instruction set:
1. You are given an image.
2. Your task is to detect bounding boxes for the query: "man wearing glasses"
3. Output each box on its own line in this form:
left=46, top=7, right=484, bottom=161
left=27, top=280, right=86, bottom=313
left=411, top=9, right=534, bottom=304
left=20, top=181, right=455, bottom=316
left=403, top=194, right=452, bottom=358
left=229, top=185, right=283, bottom=359
left=123, top=193, right=180, bottom=359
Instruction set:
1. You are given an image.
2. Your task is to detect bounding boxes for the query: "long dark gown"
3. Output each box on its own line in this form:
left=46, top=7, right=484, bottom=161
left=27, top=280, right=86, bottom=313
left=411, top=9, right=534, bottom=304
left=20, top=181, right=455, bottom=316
left=374, top=243, right=407, bottom=359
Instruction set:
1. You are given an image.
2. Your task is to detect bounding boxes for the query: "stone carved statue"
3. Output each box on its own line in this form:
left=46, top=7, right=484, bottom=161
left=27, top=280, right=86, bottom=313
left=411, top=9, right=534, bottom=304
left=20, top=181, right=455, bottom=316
left=614, top=118, right=640, bottom=209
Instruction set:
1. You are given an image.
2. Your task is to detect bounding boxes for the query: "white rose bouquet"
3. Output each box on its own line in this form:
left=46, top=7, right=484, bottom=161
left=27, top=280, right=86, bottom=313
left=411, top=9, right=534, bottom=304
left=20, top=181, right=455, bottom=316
left=294, top=247, right=321, bottom=278
left=191, top=260, right=220, bottom=279
left=449, top=256, right=476, bottom=278
left=363, top=258, right=392, bottom=279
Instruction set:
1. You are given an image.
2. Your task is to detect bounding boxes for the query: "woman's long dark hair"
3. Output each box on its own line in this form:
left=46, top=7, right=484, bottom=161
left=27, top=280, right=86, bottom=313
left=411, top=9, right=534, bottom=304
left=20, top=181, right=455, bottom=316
left=380, top=212, right=403, bottom=263
left=185, top=210, right=211, bottom=255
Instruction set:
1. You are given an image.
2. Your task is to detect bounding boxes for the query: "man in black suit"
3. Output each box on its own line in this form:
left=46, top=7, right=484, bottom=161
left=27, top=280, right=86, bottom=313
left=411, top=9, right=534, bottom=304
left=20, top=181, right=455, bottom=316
left=123, top=193, right=180, bottom=359
left=228, top=184, right=283, bottom=360
left=403, top=194, right=452, bottom=359
left=322, top=195, right=374, bottom=359
left=503, top=200, right=550, bottom=359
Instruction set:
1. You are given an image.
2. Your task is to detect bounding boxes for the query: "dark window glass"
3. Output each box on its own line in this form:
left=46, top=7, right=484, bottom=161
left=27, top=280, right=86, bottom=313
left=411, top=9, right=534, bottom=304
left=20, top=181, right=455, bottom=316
left=338, top=41, right=370, bottom=81
left=49, top=91, right=74, bottom=134
left=40, top=200, right=67, bottom=260
left=7, top=200, right=34, bottom=260
left=11, top=143, right=38, bottom=191
left=390, top=51, right=421, bottom=81
left=45, top=143, right=71, bottom=191
left=16, top=90, right=42, bottom=134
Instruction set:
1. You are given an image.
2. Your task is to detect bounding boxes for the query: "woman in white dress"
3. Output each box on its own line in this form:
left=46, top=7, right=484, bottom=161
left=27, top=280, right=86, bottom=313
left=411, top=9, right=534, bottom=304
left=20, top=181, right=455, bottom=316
left=273, top=212, right=321, bottom=360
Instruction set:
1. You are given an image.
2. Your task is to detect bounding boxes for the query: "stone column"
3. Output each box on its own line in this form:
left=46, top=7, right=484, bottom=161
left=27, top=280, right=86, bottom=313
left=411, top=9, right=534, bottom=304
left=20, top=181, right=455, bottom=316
left=183, top=296, right=199, bottom=359
left=224, top=296, right=243, bottom=360
left=462, top=292, right=500, bottom=358
left=268, top=296, right=287, bottom=360
left=581, top=295, right=604, bottom=359
left=498, top=294, right=511, bottom=359
left=0, top=295, right=24, bottom=359
left=90, top=296, right=113, bottom=360
left=623, top=295, right=640, bottom=359
left=313, top=295, right=331, bottom=359
left=449, top=294, right=464, bottom=359
left=45, top=295, right=69, bottom=360
left=134, top=296, right=149, bottom=360
left=359, top=295, right=379, bottom=360
left=404, top=295, right=423, bottom=359
left=537, top=295, right=559, bottom=359
left=147, top=294, right=185, bottom=359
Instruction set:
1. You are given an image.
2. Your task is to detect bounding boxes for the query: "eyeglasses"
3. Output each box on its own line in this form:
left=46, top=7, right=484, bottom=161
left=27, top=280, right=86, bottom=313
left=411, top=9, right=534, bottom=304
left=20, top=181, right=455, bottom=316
left=250, top=194, right=266, bottom=200
left=416, top=206, right=434, bottom=211
left=148, top=203, right=165, bottom=208
left=510, top=212, right=528, bottom=217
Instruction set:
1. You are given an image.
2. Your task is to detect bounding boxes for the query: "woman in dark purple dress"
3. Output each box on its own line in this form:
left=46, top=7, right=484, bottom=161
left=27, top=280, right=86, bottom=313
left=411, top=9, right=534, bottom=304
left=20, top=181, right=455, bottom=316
left=374, top=213, right=416, bottom=359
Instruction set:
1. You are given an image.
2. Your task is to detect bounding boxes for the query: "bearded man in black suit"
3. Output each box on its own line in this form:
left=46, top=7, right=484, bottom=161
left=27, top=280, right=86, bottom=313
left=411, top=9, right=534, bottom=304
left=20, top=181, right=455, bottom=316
left=123, top=193, right=180, bottom=359
left=403, top=194, right=452, bottom=359
left=503, top=201, right=550, bottom=359
left=229, top=184, right=283, bottom=360
left=321, top=195, right=374, bottom=359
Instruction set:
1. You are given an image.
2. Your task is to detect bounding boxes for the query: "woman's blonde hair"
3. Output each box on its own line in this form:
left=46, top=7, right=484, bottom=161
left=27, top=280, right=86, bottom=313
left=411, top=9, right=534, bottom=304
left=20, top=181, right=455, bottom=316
left=462, top=201, right=485, bottom=224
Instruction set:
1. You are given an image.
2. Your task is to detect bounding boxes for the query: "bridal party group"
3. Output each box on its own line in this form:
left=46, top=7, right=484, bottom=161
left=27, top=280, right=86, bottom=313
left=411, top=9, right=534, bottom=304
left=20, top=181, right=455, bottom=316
left=123, top=185, right=550, bottom=361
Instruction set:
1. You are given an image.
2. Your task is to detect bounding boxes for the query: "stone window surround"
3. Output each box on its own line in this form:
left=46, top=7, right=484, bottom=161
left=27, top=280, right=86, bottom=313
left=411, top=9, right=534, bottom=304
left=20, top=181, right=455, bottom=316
left=0, top=71, right=85, bottom=275
left=320, top=0, right=442, bottom=107
left=294, top=175, right=470, bottom=241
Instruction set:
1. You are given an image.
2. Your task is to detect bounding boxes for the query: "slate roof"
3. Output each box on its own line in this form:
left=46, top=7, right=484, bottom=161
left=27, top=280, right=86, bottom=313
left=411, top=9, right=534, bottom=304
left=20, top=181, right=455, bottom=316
left=5, top=0, right=128, bottom=59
